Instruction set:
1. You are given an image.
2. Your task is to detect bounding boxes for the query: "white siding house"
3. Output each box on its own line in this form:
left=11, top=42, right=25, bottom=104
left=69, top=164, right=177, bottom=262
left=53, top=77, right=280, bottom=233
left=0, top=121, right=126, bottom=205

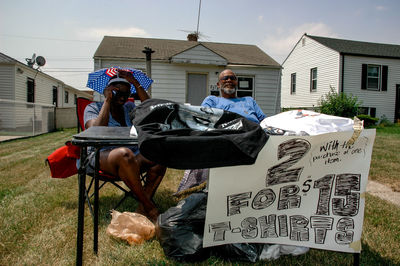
left=0, top=52, right=92, bottom=134
left=92, top=36, right=281, bottom=117
left=282, top=34, right=400, bottom=122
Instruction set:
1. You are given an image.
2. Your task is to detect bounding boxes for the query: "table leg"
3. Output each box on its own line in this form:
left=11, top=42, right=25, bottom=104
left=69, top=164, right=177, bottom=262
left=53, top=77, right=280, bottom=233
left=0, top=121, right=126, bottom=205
left=76, top=147, right=87, bottom=266
left=94, top=149, right=100, bottom=254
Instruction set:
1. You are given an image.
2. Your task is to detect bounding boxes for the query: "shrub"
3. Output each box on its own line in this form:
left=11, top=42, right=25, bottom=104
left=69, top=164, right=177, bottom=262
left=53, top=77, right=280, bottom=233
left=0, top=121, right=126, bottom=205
left=378, top=115, right=394, bottom=127
left=318, top=87, right=362, bottom=118
left=356, top=114, right=379, bottom=128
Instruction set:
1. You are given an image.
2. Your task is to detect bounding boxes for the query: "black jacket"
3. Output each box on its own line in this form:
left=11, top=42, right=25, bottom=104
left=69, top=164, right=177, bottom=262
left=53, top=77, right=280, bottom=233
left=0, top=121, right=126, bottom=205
left=132, top=99, right=268, bottom=169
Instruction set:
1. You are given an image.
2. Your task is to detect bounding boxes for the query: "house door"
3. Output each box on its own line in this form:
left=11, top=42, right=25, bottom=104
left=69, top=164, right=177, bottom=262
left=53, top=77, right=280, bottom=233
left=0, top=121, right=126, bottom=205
left=395, top=84, right=400, bottom=123
left=187, top=73, right=207, bottom=105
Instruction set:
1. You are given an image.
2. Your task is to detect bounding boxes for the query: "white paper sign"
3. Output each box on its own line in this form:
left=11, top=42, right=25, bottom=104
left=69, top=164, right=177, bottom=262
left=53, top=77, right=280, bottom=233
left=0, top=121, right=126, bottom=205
left=203, top=129, right=376, bottom=253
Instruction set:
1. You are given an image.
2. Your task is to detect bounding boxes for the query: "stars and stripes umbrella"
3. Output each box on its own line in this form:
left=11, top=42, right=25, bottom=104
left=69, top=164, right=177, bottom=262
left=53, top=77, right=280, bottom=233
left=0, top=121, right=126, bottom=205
left=86, top=67, right=153, bottom=94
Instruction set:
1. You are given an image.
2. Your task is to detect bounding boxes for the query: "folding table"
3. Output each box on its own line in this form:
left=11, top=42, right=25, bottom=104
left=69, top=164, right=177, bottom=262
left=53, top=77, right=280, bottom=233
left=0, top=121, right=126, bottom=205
left=72, top=126, right=137, bottom=266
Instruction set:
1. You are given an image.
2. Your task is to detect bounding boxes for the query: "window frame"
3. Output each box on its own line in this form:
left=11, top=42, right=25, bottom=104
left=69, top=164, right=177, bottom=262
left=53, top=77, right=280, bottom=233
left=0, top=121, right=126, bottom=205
left=290, top=73, right=296, bottom=94
left=366, top=65, right=381, bottom=91
left=64, top=91, right=69, bottom=104
left=236, top=76, right=254, bottom=98
left=310, top=67, right=317, bottom=92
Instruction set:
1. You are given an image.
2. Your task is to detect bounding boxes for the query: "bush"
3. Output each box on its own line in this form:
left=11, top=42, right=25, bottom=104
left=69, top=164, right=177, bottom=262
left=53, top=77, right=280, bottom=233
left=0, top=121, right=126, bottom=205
left=356, top=114, right=379, bottom=128
left=378, top=115, right=394, bottom=127
left=318, top=87, right=362, bottom=118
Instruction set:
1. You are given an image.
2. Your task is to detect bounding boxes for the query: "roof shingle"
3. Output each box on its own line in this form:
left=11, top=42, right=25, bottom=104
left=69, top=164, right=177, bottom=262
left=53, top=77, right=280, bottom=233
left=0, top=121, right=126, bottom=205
left=94, top=36, right=280, bottom=67
left=307, top=34, right=400, bottom=59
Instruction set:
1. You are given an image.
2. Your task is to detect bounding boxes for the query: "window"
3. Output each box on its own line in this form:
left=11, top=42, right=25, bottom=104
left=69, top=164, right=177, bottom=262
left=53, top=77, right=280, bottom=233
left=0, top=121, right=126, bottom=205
left=237, top=76, right=254, bottom=97
left=358, top=107, right=369, bottom=115
left=367, top=65, right=380, bottom=90
left=27, top=78, right=35, bottom=103
left=310, top=68, right=317, bottom=91
left=74, top=94, right=77, bottom=105
left=370, top=107, right=376, bottom=118
left=361, top=64, right=388, bottom=91
left=290, top=73, right=296, bottom=94
left=64, top=91, right=69, bottom=103
left=358, top=107, right=376, bottom=117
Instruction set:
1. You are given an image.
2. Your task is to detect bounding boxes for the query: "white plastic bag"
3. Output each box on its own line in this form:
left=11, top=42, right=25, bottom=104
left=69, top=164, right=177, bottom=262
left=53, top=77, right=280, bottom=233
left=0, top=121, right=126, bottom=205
left=106, top=210, right=155, bottom=245
left=260, top=110, right=355, bottom=136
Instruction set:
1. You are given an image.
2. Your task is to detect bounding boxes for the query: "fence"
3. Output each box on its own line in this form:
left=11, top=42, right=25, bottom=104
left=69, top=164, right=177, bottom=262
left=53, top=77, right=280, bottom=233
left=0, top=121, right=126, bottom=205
left=0, top=99, right=55, bottom=137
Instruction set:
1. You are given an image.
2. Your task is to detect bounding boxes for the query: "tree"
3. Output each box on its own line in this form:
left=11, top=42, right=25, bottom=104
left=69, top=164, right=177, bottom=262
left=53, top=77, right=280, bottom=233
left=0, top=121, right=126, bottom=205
left=318, top=87, right=361, bottom=118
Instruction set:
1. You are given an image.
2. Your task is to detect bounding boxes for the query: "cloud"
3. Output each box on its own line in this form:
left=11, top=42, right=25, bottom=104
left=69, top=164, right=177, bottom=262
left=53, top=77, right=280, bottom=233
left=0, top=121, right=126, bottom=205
left=260, top=22, right=338, bottom=64
left=78, top=27, right=150, bottom=40
left=375, top=5, right=386, bottom=11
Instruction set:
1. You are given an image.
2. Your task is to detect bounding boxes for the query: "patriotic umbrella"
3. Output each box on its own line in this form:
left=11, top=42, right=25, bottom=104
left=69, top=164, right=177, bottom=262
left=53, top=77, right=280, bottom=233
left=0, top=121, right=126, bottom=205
left=86, top=67, right=153, bottom=94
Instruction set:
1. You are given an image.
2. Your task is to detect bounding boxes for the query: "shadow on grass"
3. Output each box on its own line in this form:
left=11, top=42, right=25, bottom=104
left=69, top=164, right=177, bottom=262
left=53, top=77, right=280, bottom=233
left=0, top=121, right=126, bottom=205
left=61, top=186, right=179, bottom=226
left=359, top=242, right=396, bottom=265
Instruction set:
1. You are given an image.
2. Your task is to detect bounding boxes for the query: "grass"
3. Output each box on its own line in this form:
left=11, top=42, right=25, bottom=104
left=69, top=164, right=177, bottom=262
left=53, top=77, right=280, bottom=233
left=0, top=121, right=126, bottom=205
left=0, top=126, right=399, bottom=265
left=369, top=124, right=400, bottom=191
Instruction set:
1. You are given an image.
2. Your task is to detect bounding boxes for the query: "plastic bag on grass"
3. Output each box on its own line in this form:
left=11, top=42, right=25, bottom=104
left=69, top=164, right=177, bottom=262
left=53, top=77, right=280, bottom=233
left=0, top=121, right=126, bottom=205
left=106, top=210, right=155, bottom=245
left=156, top=192, right=211, bottom=262
left=212, top=243, right=265, bottom=263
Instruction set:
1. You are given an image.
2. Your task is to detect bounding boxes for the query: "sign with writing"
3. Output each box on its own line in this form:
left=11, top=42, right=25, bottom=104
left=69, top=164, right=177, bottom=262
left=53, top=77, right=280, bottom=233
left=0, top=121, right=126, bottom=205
left=203, top=129, right=376, bottom=253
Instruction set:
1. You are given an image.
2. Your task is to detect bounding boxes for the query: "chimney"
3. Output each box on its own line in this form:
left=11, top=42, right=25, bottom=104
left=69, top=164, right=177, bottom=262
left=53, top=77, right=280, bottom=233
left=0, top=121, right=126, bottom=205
left=187, top=33, right=198, bottom=42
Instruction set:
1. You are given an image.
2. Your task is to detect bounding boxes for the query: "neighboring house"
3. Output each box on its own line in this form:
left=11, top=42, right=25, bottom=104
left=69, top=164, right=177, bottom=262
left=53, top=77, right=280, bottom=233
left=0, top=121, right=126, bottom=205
left=92, top=35, right=281, bottom=116
left=281, top=34, right=400, bottom=122
left=0, top=52, right=92, bottom=133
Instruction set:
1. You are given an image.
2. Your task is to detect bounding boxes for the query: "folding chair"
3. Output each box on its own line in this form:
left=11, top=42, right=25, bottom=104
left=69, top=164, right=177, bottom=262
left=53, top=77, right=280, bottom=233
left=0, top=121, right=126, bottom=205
left=76, top=97, right=145, bottom=219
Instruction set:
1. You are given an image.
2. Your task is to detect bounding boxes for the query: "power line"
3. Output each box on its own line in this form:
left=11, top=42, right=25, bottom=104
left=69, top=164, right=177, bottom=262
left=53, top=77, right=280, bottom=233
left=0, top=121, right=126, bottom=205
left=44, top=70, right=91, bottom=72
left=0, top=34, right=99, bottom=43
left=44, top=67, right=93, bottom=70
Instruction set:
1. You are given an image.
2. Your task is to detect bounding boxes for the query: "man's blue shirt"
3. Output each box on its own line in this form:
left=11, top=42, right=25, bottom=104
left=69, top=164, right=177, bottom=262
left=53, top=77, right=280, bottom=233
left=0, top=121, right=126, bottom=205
left=201, top=96, right=266, bottom=123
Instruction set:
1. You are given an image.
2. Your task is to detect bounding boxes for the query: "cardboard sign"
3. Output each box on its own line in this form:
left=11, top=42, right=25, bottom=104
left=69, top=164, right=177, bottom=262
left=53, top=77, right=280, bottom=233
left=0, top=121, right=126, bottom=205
left=204, top=129, right=376, bottom=253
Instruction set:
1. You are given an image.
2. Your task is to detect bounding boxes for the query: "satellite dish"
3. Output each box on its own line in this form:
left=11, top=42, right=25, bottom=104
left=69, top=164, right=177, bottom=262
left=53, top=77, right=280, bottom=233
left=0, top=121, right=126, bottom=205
left=26, top=53, right=36, bottom=67
left=36, top=56, right=46, bottom=67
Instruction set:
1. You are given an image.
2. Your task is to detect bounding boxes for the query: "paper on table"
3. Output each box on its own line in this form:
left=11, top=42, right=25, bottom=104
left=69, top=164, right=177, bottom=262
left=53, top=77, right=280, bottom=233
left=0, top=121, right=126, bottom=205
left=130, top=125, right=138, bottom=137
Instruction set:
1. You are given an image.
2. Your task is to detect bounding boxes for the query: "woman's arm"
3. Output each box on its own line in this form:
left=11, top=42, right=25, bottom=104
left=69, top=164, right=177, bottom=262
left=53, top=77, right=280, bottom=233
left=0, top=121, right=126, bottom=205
left=118, top=70, right=150, bottom=102
left=85, top=88, right=113, bottom=129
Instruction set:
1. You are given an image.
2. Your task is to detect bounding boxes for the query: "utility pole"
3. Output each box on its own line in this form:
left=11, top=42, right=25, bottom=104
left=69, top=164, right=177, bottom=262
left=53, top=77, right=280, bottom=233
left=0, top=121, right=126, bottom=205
left=142, top=47, right=155, bottom=96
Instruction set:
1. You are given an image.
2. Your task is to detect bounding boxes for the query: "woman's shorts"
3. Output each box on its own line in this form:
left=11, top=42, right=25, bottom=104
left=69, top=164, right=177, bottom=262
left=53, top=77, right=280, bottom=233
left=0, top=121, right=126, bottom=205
left=78, top=146, right=139, bottom=175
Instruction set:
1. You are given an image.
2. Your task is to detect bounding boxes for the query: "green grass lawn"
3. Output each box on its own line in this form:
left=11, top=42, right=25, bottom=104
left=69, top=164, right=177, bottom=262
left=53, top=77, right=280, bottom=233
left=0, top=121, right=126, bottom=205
left=0, top=126, right=399, bottom=265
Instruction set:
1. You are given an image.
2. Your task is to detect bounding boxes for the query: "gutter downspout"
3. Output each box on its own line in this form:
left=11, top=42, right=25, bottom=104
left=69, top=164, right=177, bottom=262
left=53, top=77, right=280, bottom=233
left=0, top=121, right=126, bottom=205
left=273, top=67, right=282, bottom=114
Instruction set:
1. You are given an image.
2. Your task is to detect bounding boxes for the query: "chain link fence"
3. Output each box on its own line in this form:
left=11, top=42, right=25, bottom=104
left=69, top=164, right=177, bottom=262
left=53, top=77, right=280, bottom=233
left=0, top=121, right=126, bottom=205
left=0, top=99, right=55, bottom=137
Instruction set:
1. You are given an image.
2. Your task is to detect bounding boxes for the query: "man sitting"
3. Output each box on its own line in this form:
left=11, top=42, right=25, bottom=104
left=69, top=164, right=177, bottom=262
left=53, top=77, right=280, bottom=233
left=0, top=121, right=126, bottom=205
left=202, top=69, right=266, bottom=123
left=176, top=69, right=266, bottom=194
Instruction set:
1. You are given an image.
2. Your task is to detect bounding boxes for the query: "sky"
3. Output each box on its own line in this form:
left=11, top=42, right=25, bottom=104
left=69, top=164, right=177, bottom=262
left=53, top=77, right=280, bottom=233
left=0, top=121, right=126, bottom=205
left=1, top=0, right=399, bottom=91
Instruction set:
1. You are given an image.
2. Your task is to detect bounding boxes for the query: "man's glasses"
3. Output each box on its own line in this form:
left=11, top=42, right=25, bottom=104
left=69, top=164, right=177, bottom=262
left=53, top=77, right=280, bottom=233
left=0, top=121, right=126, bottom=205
left=220, top=75, right=237, bottom=81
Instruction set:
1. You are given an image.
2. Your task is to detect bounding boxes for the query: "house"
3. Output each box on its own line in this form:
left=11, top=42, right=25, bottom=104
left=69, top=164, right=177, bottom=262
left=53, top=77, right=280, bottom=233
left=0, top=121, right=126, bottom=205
left=281, top=34, right=400, bottom=122
left=92, top=35, right=281, bottom=117
left=0, top=52, right=92, bottom=134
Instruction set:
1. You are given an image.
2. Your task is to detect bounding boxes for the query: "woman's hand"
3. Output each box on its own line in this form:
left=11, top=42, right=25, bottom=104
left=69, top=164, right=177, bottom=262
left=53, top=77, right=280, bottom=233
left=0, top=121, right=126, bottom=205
left=103, top=86, right=117, bottom=102
left=118, top=70, right=141, bottom=88
left=118, top=69, right=150, bottom=102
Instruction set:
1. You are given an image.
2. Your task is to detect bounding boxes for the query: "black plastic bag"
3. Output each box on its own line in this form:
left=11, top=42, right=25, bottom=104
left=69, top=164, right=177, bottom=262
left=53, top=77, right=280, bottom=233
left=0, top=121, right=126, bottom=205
left=156, top=192, right=210, bottom=262
left=212, top=243, right=265, bottom=263
left=132, top=99, right=268, bottom=169
left=156, top=191, right=267, bottom=263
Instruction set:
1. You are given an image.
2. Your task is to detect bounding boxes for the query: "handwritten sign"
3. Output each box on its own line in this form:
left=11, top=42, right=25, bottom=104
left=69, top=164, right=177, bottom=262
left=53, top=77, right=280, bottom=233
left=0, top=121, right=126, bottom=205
left=203, top=129, right=375, bottom=253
